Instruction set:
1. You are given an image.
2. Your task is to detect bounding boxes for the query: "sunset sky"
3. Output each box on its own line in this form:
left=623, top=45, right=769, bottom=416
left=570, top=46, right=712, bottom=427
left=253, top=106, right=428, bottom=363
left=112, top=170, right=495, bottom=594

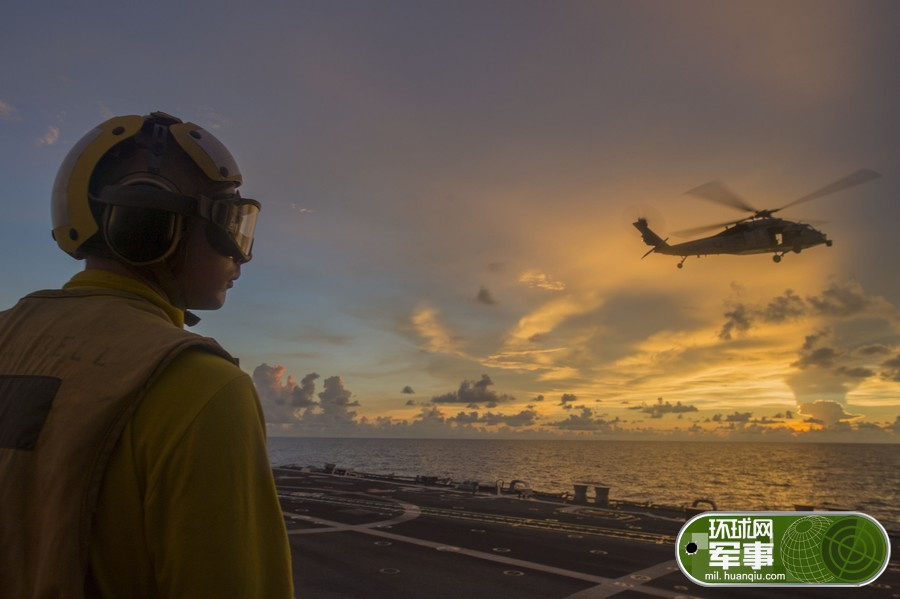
left=2, top=1, right=899, bottom=441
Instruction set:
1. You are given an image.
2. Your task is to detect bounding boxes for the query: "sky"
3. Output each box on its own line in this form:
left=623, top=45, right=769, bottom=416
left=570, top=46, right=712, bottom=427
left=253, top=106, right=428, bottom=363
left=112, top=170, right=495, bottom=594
left=2, top=0, right=899, bottom=441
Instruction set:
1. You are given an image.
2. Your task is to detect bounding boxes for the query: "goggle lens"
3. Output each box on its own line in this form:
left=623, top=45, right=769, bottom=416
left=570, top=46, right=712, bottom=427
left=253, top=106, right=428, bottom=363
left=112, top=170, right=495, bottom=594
left=92, top=185, right=261, bottom=263
left=209, top=196, right=261, bottom=263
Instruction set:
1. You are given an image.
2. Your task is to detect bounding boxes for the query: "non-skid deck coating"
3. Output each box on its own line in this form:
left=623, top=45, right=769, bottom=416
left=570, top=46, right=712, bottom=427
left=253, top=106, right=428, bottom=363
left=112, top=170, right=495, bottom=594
left=274, top=467, right=899, bottom=598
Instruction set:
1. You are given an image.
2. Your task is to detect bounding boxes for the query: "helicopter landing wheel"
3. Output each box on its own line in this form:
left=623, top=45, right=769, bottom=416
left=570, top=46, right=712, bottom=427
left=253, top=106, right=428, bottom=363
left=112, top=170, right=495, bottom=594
left=773, top=254, right=782, bottom=263
left=677, top=263, right=684, bottom=269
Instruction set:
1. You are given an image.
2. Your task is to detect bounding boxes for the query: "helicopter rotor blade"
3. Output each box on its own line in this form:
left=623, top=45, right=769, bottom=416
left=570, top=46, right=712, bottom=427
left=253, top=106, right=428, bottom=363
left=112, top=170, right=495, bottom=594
left=775, top=169, right=881, bottom=212
left=684, top=181, right=758, bottom=214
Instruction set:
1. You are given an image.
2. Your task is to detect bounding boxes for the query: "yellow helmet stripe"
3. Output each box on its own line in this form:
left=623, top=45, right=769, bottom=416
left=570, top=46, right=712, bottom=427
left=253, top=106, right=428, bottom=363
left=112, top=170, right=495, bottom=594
left=52, top=115, right=144, bottom=254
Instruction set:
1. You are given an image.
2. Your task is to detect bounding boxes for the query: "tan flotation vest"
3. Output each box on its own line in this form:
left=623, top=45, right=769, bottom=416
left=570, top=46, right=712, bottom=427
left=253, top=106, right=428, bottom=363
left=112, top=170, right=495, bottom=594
left=0, top=288, right=235, bottom=598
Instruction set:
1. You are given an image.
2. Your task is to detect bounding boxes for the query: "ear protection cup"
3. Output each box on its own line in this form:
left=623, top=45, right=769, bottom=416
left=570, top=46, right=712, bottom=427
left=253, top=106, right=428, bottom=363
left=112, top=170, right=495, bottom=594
left=102, top=203, right=182, bottom=265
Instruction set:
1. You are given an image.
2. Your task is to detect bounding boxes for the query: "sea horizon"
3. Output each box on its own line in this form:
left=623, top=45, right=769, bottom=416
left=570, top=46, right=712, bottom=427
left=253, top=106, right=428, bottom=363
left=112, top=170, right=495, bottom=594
left=268, top=433, right=899, bottom=444
left=269, top=437, right=900, bottom=530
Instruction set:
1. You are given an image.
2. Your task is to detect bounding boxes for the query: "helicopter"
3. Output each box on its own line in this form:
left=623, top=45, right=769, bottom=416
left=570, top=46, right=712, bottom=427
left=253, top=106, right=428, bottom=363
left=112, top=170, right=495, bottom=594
left=634, top=169, right=881, bottom=268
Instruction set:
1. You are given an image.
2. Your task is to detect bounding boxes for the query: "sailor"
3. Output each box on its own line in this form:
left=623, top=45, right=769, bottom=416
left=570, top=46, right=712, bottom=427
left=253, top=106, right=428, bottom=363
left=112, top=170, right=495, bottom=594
left=0, top=112, right=294, bottom=597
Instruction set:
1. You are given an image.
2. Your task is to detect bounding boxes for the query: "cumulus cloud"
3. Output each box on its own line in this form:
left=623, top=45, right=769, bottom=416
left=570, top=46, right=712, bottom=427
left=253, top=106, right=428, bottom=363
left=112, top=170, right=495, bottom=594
left=711, top=411, right=753, bottom=423
left=309, top=376, right=360, bottom=427
left=720, top=304, right=752, bottom=340
left=476, top=286, right=497, bottom=305
left=762, top=289, right=806, bottom=322
left=448, top=409, right=538, bottom=427
left=559, top=393, right=578, bottom=407
left=629, top=397, right=698, bottom=418
left=857, top=344, right=892, bottom=357
left=448, top=411, right=480, bottom=424
left=749, top=415, right=783, bottom=425
left=431, top=374, right=515, bottom=408
left=720, top=289, right=805, bottom=339
left=518, top=270, right=566, bottom=291
left=293, top=373, right=320, bottom=407
left=254, top=365, right=360, bottom=431
left=807, top=283, right=877, bottom=317
left=719, top=282, right=892, bottom=340
left=413, top=405, right=448, bottom=426
left=793, top=342, right=841, bottom=369
left=547, top=407, right=619, bottom=431
left=253, top=363, right=320, bottom=423
left=36, top=125, right=60, bottom=146
left=798, top=400, right=862, bottom=428
left=785, top=327, right=889, bottom=406
left=252, top=363, right=295, bottom=405
left=485, top=409, right=538, bottom=427
left=0, top=100, right=19, bottom=120
left=402, top=385, right=415, bottom=394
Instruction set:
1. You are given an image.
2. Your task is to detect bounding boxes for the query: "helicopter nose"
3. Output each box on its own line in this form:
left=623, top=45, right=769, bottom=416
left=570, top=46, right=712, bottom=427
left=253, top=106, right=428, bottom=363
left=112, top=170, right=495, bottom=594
left=813, top=228, right=831, bottom=246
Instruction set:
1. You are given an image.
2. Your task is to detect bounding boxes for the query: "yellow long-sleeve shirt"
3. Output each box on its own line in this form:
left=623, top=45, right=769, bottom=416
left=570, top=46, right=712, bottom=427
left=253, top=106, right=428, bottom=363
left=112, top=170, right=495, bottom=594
left=64, top=271, right=294, bottom=598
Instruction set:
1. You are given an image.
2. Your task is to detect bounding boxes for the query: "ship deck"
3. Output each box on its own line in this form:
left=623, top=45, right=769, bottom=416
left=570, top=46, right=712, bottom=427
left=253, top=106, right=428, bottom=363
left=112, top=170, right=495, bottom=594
left=275, top=466, right=899, bottom=598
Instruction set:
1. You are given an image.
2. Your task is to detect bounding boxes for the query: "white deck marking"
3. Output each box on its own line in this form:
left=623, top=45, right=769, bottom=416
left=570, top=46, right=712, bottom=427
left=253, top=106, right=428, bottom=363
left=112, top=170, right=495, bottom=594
left=562, top=560, right=699, bottom=598
left=283, top=488, right=692, bottom=597
left=286, top=509, right=613, bottom=584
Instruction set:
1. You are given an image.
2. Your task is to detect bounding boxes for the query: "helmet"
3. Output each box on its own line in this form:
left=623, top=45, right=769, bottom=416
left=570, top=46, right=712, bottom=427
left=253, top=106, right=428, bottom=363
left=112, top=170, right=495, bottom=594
left=51, top=111, right=260, bottom=264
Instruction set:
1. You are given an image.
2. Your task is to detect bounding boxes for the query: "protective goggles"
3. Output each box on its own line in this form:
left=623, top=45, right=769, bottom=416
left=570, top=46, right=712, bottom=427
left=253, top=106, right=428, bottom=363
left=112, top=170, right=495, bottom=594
left=93, top=185, right=260, bottom=263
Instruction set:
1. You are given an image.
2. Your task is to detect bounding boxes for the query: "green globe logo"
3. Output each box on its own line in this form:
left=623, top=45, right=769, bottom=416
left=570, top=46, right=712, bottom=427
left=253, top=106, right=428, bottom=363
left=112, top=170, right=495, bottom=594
left=820, top=517, right=887, bottom=583
left=781, top=516, right=834, bottom=583
left=782, top=515, right=887, bottom=584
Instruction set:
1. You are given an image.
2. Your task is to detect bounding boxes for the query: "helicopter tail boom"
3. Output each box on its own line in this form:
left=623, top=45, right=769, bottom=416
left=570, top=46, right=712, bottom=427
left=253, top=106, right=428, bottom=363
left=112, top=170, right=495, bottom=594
left=633, top=218, right=669, bottom=256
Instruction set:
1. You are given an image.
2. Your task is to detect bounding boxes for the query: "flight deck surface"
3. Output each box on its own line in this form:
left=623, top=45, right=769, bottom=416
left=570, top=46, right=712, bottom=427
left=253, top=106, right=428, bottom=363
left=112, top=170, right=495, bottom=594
left=275, top=467, right=898, bottom=598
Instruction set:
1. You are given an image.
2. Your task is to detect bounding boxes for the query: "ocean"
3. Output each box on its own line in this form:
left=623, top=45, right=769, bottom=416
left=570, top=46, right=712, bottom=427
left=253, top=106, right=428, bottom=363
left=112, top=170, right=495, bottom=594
left=268, top=437, right=899, bottom=530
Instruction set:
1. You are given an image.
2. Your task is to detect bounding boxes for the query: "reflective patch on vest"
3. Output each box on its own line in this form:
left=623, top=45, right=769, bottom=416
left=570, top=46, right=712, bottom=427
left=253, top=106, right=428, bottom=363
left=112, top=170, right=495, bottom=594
left=0, top=375, right=61, bottom=450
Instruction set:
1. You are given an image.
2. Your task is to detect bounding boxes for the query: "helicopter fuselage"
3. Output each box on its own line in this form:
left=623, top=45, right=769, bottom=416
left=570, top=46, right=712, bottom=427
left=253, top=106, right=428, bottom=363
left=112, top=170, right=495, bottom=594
left=634, top=217, right=831, bottom=266
left=667, top=218, right=829, bottom=256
